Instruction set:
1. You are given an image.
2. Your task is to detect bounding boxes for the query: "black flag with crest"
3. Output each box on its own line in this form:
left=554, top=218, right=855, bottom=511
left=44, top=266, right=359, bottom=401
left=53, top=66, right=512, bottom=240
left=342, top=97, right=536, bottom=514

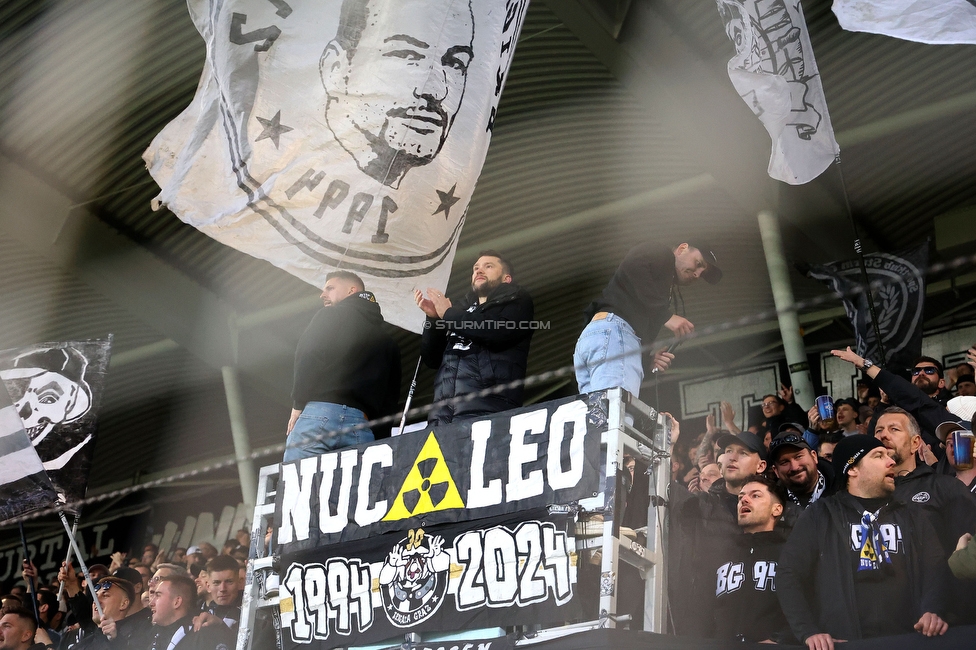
left=807, top=244, right=928, bottom=370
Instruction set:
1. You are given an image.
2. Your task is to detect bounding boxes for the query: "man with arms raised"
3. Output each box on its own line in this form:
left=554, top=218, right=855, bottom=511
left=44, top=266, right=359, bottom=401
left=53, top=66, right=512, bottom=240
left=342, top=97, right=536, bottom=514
left=778, top=435, right=949, bottom=648
left=768, top=431, right=836, bottom=509
left=150, top=576, right=234, bottom=650
left=711, top=476, right=794, bottom=643
left=574, top=241, right=721, bottom=398
left=416, top=251, right=533, bottom=425
left=285, top=271, right=401, bottom=461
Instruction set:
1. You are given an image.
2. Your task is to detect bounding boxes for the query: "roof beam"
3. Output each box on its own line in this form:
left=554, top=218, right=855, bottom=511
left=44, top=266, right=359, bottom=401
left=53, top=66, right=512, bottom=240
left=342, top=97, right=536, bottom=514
left=542, top=0, right=776, bottom=217
left=0, top=152, right=293, bottom=404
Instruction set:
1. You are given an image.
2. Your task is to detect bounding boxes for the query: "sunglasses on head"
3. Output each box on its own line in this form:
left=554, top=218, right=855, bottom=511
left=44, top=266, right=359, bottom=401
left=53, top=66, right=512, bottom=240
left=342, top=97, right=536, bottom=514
left=912, top=367, right=939, bottom=376
left=93, top=581, right=114, bottom=593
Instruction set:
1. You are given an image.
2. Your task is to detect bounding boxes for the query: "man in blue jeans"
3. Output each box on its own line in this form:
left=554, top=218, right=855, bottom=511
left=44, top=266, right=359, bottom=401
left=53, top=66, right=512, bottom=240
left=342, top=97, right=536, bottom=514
left=574, top=241, right=721, bottom=398
left=284, top=271, right=401, bottom=462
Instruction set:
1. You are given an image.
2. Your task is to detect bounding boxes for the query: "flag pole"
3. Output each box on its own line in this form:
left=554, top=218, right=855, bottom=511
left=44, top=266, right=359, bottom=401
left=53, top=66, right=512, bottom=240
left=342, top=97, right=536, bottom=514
left=17, top=522, right=43, bottom=626
left=57, top=513, right=81, bottom=601
left=56, top=509, right=104, bottom=619
left=835, top=158, right=888, bottom=365
left=397, top=357, right=423, bottom=436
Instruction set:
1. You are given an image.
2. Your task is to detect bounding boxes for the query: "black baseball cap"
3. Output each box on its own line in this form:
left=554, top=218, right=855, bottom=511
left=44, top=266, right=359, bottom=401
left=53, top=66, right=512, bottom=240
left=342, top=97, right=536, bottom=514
left=768, top=432, right=812, bottom=461
left=778, top=421, right=806, bottom=435
left=687, top=240, right=722, bottom=284
left=113, top=566, right=144, bottom=588
left=716, top=431, right=767, bottom=461
left=832, top=434, right=885, bottom=482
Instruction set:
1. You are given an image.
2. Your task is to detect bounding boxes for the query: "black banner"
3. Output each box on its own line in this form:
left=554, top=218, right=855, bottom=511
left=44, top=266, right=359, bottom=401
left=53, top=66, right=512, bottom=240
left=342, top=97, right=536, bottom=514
left=276, top=393, right=607, bottom=551
left=0, top=505, right=147, bottom=592
left=279, top=510, right=580, bottom=650
left=0, top=380, right=58, bottom=521
left=807, top=244, right=927, bottom=370
left=0, top=338, right=112, bottom=506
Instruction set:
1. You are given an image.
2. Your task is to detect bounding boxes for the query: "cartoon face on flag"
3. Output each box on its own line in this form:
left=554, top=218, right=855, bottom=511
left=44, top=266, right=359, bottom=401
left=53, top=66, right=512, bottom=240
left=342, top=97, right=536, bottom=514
left=0, top=340, right=112, bottom=506
left=714, top=0, right=839, bottom=184
left=144, top=0, right=528, bottom=332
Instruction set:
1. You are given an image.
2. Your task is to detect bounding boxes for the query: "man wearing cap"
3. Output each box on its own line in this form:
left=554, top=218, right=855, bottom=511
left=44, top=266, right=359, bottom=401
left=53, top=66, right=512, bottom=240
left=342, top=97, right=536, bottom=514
left=769, top=431, right=836, bottom=509
left=574, top=241, right=721, bottom=399
left=709, top=475, right=795, bottom=644
left=669, top=430, right=773, bottom=636
left=778, top=435, right=950, bottom=648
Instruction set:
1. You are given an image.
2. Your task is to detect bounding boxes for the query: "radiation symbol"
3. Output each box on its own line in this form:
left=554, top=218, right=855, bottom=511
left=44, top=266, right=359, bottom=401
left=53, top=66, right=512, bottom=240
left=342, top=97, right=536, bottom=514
left=383, top=432, right=465, bottom=521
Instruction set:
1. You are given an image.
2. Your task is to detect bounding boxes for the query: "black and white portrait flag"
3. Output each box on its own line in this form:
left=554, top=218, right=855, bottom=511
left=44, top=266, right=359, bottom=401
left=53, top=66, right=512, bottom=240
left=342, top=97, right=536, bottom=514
left=0, top=339, right=112, bottom=506
left=144, top=0, right=528, bottom=333
left=806, top=244, right=928, bottom=371
left=0, top=380, right=58, bottom=522
left=833, top=0, right=976, bottom=45
left=715, top=0, right=840, bottom=184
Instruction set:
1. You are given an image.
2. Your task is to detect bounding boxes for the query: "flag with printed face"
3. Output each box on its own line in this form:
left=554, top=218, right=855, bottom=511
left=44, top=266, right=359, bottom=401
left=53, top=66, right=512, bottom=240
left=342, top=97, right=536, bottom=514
left=0, top=339, right=112, bottom=508
left=715, top=0, right=840, bottom=184
left=832, top=0, right=976, bottom=45
left=144, top=0, right=528, bottom=333
left=0, top=379, right=59, bottom=522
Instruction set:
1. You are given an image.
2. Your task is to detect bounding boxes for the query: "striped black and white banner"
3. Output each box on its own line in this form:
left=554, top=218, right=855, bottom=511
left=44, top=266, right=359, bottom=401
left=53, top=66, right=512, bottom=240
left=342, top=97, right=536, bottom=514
left=0, top=380, right=58, bottom=522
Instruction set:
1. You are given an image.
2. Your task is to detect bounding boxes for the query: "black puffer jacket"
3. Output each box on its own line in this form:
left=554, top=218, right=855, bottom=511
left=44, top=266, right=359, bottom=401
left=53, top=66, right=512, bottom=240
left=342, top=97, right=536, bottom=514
left=421, top=282, right=533, bottom=425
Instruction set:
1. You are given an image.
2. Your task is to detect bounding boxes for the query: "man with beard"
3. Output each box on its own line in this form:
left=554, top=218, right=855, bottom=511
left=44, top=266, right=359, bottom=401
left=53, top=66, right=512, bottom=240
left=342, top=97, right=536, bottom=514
left=285, top=271, right=401, bottom=461
left=416, top=251, right=533, bottom=425
left=769, top=432, right=836, bottom=509
left=831, top=347, right=958, bottom=448
left=777, top=435, right=949, bottom=648
left=873, top=409, right=976, bottom=555
left=710, top=476, right=795, bottom=643
left=320, top=0, right=473, bottom=188
left=910, top=356, right=952, bottom=406
left=574, top=241, right=721, bottom=397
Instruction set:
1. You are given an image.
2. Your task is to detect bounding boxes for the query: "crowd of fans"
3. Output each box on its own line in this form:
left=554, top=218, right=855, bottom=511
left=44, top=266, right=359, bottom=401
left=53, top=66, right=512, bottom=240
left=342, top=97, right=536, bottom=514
left=0, top=531, right=251, bottom=649
left=667, top=348, right=976, bottom=648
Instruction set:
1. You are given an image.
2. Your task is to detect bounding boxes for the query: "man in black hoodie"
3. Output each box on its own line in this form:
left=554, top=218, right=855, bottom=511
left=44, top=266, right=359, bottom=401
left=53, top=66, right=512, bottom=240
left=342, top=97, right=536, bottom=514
left=285, top=271, right=401, bottom=462
left=778, top=435, right=949, bottom=649
left=415, top=251, right=533, bottom=425
left=711, top=475, right=795, bottom=644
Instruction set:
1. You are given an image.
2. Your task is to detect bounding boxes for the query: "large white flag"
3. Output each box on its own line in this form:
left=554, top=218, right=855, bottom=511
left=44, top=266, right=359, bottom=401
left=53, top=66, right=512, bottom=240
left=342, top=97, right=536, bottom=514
left=832, top=0, right=976, bottom=45
left=144, top=0, right=528, bottom=332
left=715, top=0, right=840, bottom=185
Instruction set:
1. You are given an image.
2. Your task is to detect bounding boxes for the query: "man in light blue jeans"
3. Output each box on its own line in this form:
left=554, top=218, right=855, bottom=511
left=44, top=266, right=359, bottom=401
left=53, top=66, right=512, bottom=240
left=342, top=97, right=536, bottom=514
left=283, top=271, right=401, bottom=463
left=574, top=241, right=722, bottom=398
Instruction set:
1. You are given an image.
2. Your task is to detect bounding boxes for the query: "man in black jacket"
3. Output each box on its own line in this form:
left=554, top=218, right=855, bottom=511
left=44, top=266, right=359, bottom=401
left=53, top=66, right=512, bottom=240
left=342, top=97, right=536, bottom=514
left=285, top=271, right=401, bottom=462
left=669, top=431, right=777, bottom=636
left=574, top=241, right=721, bottom=398
left=415, top=251, right=533, bottom=425
left=150, top=576, right=236, bottom=650
left=778, top=435, right=949, bottom=649
left=711, top=475, right=795, bottom=644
